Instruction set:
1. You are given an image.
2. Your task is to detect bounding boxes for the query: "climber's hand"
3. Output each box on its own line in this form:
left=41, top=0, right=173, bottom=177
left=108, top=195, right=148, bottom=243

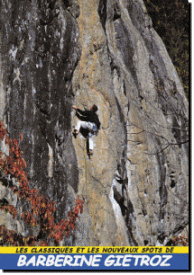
left=73, top=105, right=77, bottom=110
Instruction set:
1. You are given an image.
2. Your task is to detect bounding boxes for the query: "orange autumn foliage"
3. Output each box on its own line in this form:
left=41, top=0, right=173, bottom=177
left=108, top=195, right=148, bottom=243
left=0, top=121, right=84, bottom=246
left=173, top=235, right=188, bottom=246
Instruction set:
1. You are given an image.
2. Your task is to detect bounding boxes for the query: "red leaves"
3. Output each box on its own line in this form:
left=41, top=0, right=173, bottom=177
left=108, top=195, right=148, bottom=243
left=27, top=236, right=36, bottom=246
left=0, top=133, right=27, bottom=183
left=20, top=212, right=38, bottom=226
left=74, top=195, right=85, bottom=216
left=48, top=196, right=85, bottom=241
left=0, top=122, right=7, bottom=140
left=38, top=240, right=48, bottom=246
left=173, top=235, right=188, bottom=246
left=0, top=225, right=16, bottom=245
left=0, top=121, right=85, bottom=245
left=71, top=222, right=75, bottom=231
left=1, top=205, right=17, bottom=219
left=0, top=225, right=37, bottom=246
left=5, top=135, right=10, bottom=145
left=54, top=231, right=63, bottom=242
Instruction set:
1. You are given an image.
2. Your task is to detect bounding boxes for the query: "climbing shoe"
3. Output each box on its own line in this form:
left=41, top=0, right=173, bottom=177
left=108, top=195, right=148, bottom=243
left=88, top=149, right=93, bottom=156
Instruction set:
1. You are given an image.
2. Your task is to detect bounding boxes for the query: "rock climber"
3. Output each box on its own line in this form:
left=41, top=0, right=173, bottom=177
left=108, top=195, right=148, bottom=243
left=72, top=104, right=101, bottom=155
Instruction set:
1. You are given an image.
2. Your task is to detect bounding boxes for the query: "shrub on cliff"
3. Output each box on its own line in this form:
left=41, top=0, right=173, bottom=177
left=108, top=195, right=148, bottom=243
left=0, top=121, right=84, bottom=246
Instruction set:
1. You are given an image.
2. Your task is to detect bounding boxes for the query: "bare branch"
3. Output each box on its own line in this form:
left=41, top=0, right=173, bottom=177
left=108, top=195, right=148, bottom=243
left=147, top=139, right=189, bottom=155
left=130, top=130, right=145, bottom=135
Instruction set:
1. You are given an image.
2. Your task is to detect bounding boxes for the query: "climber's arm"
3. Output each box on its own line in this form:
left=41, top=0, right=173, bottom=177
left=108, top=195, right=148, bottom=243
left=73, top=106, right=90, bottom=121
left=76, top=108, right=88, bottom=116
left=73, top=105, right=87, bottom=114
left=76, top=112, right=88, bottom=121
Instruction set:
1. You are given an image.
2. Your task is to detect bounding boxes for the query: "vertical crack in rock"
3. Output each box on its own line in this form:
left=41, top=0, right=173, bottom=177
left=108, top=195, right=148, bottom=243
left=72, top=0, right=128, bottom=245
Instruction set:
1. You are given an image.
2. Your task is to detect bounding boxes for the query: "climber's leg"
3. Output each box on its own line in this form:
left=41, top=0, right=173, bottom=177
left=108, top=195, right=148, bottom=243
left=73, top=120, right=82, bottom=134
left=75, top=121, right=94, bottom=132
left=88, top=132, right=94, bottom=155
left=73, top=122, right=95, bottom=154
left=73, top=120, right=87, bottom=136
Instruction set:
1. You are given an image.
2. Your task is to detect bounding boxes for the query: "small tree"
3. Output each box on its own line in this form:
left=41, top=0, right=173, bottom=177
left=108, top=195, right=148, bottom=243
left=0, top=121, right=84, bottom=246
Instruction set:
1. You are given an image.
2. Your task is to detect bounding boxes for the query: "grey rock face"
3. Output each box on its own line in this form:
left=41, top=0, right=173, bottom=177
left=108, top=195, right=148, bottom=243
left=0, top=0, right=81, bottom=224
left=0, top=0, right=189, bottom=246
left=72, top=0, right=189, bottom=246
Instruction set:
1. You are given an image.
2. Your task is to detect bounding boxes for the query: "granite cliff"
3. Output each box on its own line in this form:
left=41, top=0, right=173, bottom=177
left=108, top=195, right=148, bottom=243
left=0, top=0, right=189, bottom=246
